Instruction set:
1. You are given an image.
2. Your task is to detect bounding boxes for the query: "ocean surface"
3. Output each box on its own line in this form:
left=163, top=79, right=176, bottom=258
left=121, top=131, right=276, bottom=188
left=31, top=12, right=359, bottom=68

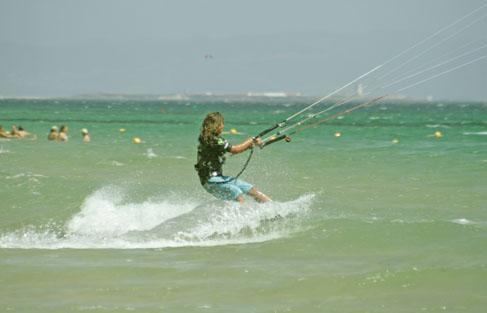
left=0, top=98, right=486, bottom=312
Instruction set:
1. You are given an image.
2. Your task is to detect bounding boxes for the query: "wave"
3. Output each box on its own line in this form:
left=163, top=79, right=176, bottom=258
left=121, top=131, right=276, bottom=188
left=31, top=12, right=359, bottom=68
left=450, top=218, right=477, bottom=225
left=463, top=131, right=487, bottom=136
left=0, top=145, right=10, bottom=154
left=5, top=172, right=47, bottom=180
left=426, top=124, right=451, bottom=128
left=144, top=148, right=157, bottom=158
left=310, top=209, right=486, bottom=228
left=0, top=187, right=313, bottom=249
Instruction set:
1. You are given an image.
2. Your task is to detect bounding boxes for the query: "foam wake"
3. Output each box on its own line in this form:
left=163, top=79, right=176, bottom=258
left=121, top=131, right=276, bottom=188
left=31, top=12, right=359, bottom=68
left=0, top=187, right=313, bottom=249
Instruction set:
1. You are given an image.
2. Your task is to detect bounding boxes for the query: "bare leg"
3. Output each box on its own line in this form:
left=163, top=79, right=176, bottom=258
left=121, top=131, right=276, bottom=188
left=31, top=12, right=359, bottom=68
left=248, top=187, right=271, bottom=203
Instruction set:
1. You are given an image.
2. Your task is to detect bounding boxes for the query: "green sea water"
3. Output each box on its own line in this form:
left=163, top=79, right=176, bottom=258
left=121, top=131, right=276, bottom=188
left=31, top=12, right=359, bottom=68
left=1, top=98, right=486, bottom=312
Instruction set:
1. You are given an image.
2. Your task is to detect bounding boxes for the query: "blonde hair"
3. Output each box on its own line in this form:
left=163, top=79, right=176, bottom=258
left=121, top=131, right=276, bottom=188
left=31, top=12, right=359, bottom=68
left=199, top=112, right=224, bottom=144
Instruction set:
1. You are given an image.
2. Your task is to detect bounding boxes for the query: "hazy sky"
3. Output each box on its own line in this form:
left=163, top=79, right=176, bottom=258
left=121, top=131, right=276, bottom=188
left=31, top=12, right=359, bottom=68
left=1, top=0, right=486, bottom=100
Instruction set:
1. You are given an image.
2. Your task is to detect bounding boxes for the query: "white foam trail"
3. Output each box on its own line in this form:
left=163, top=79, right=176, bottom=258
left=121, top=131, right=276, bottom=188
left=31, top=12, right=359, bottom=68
left=66, top=187, right=194, bottom=236
left=0, top=187, right=314, bottom=249
left=167, top=196, right=312, bottom=242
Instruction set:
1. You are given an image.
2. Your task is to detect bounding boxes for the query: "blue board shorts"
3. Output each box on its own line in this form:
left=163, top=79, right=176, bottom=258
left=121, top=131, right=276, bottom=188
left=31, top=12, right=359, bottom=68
left=203, top=175, right=254, bottom=201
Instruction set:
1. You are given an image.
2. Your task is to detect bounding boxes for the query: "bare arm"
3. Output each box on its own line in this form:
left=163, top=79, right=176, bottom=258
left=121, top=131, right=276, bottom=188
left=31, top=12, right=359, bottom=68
left=229, top=137, right=263, bottom=154
left=230, top=137, right=253, bottom=154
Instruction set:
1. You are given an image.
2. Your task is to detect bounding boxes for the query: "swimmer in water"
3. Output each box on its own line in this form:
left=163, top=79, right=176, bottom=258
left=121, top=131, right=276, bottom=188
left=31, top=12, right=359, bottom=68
left=0, top=125, right=12, bottom=138
left=81, top=128, right=90, bottom=143
left=17, top=126, right=35, bottom=139
left=195, top=112, right=270, bottom=203
left=48, top=126, right=58, bottom=141
left=58, top=125, right=68, bottom=142
left=12, top=126, right=37, bottom=140
left=10, top=125, right=22, bottom=138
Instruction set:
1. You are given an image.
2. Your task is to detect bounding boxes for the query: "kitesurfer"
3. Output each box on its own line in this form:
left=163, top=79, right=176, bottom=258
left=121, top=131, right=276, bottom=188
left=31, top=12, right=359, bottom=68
left=195, top=112, right=270, bottom=203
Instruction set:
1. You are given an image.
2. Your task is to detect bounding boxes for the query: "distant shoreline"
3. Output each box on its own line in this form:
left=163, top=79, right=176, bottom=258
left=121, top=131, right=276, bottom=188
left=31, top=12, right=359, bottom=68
left=1, top=92, right=483, bottom=104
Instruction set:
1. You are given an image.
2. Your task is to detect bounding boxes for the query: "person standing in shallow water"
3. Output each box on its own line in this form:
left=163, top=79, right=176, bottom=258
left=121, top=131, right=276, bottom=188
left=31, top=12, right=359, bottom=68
left=195, top=112, right=271, bottom=203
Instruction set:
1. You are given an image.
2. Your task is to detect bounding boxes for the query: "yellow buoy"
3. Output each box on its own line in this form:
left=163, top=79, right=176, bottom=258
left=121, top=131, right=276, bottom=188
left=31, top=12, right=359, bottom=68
left=132, top=137, right=141, bottom=144
left=434, top=131, right=443, bottom=139
left=392, top=139, right=399, bottom=144
left=230, top=128, right=238, bottom=135
left=334, top=132, right=342, bottom=138
left=119, top=128, right=126, bottom=133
